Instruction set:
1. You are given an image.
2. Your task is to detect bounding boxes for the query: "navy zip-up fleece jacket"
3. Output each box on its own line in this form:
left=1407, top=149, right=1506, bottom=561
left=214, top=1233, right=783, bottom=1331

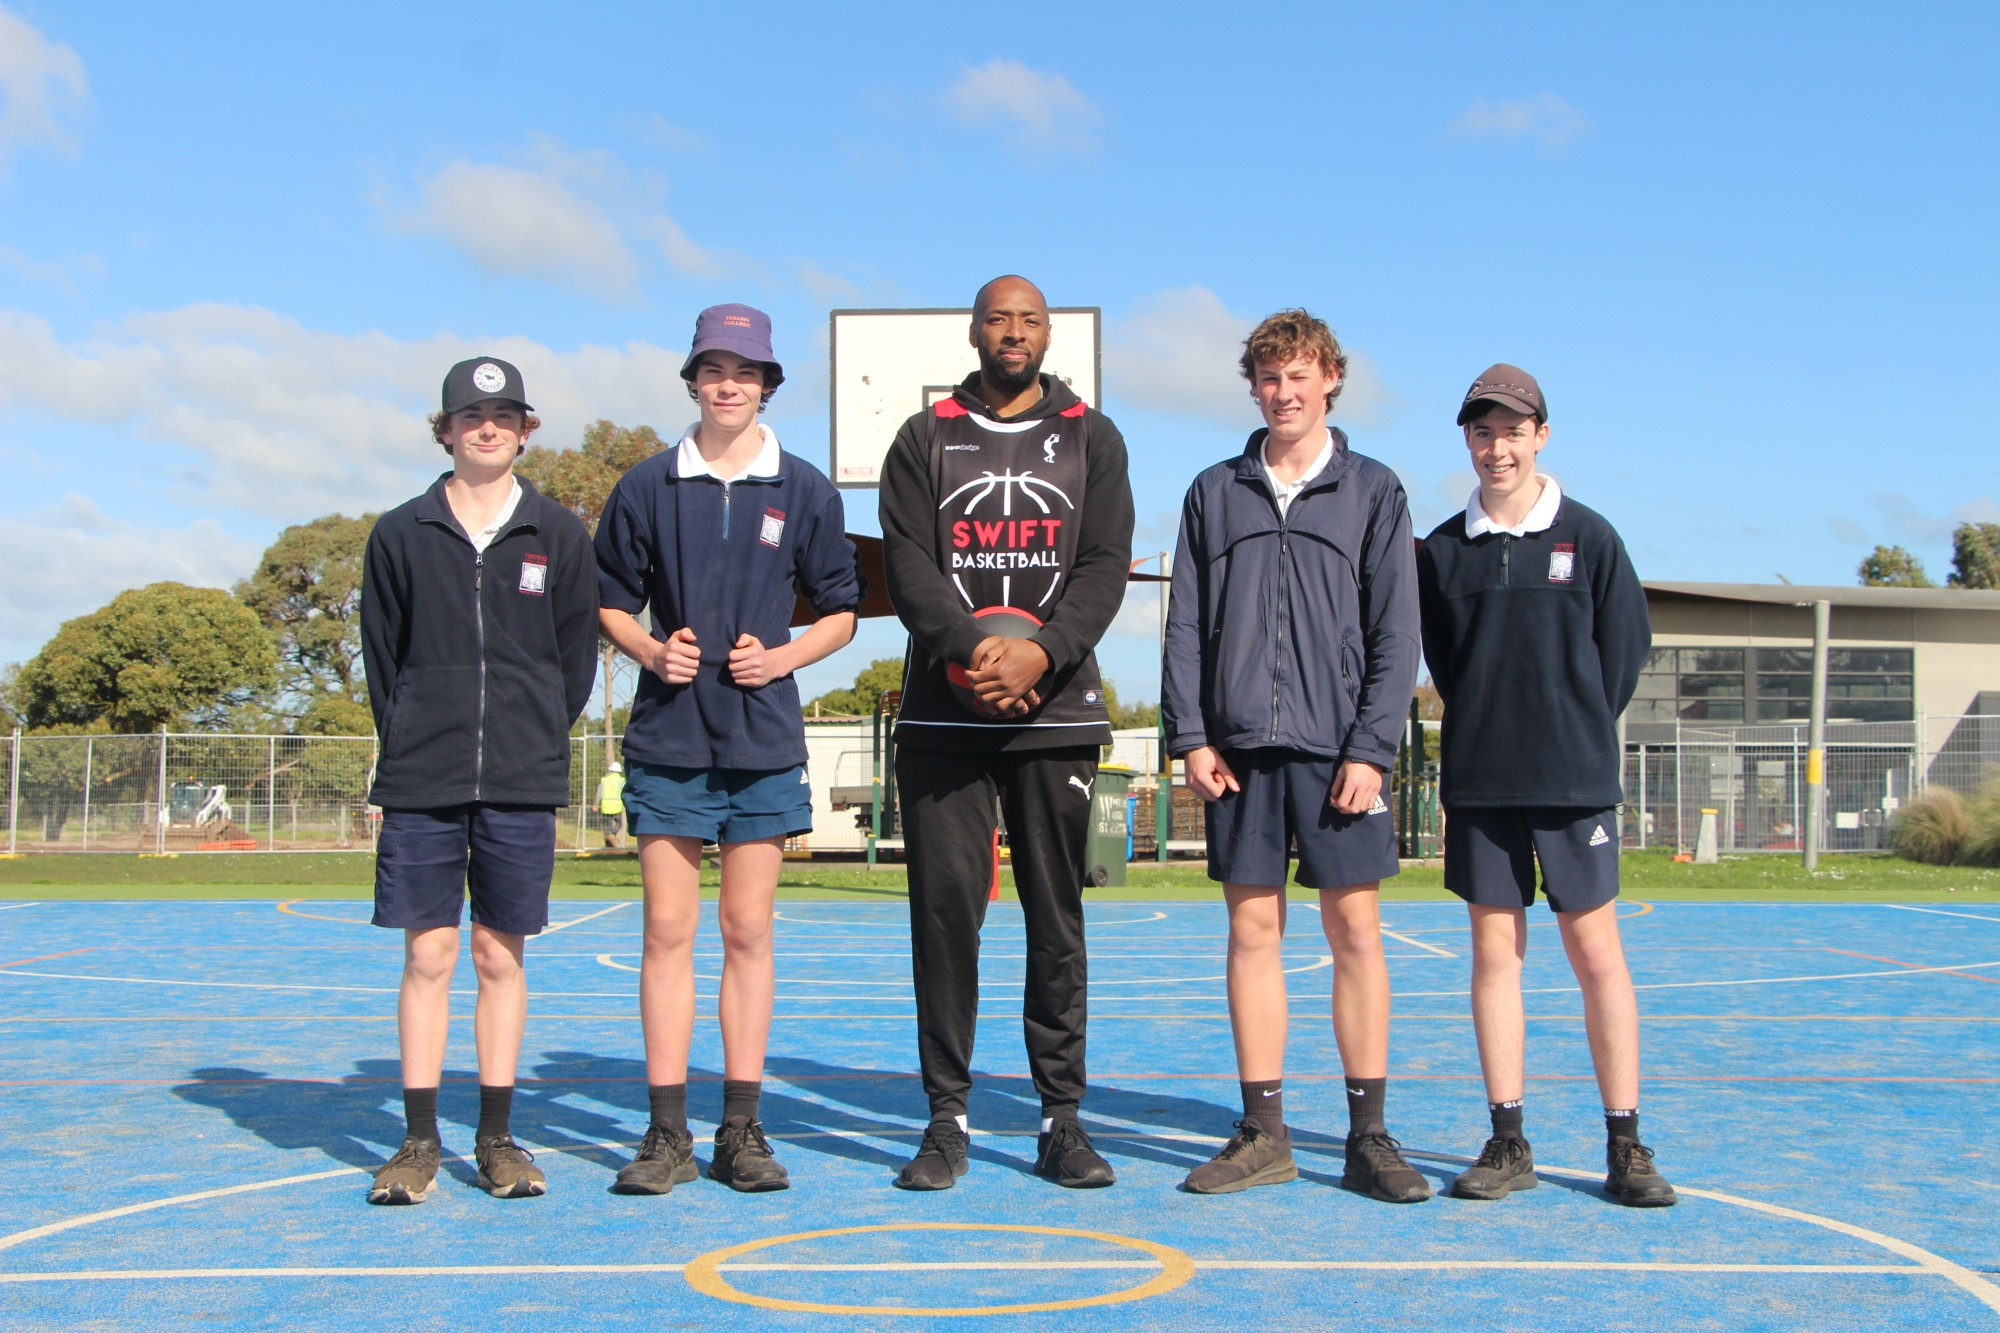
left=1416, top=495, right=1649, bottom=808
left=362, top=474, right=600, bottom=809
left=1161, top=429, right=1419, bottom=769
left=595, top=444, right=862, bottom=770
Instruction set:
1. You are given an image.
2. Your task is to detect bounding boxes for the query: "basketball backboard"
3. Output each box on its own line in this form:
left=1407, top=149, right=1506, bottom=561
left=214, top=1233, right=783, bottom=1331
left=828, top=307, right=1101, bottom=489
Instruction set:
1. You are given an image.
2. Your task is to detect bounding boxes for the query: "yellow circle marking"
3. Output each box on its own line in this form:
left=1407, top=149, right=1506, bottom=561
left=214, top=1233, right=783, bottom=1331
left=275, top=900, right=371, bottom=924
left=683, top=1222, right=1196, bottom=1317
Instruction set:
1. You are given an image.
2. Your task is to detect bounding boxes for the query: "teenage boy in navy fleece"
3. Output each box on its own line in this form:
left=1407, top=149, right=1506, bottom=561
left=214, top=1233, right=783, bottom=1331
left=1416, top=364, right=1675, bottom=1207
left=361, top=356, right=600, bottom=1204
left=595, top=305, right=861, bottom=1196
left=1161, top=310, right=1429, bottom=1202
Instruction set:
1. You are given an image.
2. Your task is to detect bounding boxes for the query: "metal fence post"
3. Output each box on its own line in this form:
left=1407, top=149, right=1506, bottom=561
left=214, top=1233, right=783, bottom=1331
left=81, top=736, right=93, bottom=852
left=1804, top=599, right=1830, bottom=870
left=7, top=728, right=18, bottom=855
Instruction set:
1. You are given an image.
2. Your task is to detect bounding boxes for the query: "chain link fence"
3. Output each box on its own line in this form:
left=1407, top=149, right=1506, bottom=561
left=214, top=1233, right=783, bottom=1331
left=1622, top=713, right=2000, bottom=854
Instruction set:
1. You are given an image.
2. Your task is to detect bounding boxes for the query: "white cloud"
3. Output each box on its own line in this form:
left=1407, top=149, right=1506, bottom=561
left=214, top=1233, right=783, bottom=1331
left=387, top=136, right=720, bottom=295
left=1450, top=93, right=1589, bottom=150
left=1103, top=286, right=1393, bottom=429
left=0, top=5, right=88, bottom=163
left=636, top=115, right=706, bottom=153
left=1870, top=492, right=2000, bottom=542
left=0, top=242, right=103, bottom=294
left=0, top=303, right=691, bottom=517
left=0, top=495, right=261, bottom=663
left=946, top=59, right=1101, bottom=155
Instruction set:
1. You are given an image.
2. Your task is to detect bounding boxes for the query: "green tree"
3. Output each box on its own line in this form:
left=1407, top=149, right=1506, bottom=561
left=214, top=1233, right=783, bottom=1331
left=1948, top=522, right=2000, bottom=589
left=14, top=583, right=278, bottom=733
left=806, top=658, right=905, bottom=717
left=1857, top=544, right=1934, bottom=587
left=1099, top=677, right=1160, bottom=731
left=234, top=513, right=377, bottom=716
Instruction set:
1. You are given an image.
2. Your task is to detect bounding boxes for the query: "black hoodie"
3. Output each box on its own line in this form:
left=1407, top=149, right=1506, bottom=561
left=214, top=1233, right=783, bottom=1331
left=362, top=474, right=600, bottom=808
left=879, top=373, right=1134, bottom=752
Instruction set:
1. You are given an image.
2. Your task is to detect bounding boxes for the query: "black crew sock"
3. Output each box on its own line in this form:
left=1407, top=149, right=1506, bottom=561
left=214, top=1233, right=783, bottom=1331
left=722, top=1080, right=761, bottom=1125
left=476, top=1084, right=513, bottom=1141
left=649, top=1083, right=688, bottom=1133
left=402, top=1087, right=439, bottom=1145
left=1489, top=1099, right=1526, bottom=1140
left=1605, top=1109, right=1640, bottom=1144
left=1240, top=1079, right=1285, bottom=1138
left=1345, top=1076, right=1387, bottom=1136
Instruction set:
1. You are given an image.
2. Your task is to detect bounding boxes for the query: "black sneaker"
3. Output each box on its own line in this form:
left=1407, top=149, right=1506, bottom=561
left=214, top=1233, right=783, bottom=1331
left=1183, top=1121, right=1297, bottom=1194
left=474, top=1133, right=546, bottom=1198
left=1035, top=1119, right=1115, bottom=1188
left=367, top=1136, right=440, bottom=1205
left=711, top=1117, right=790, bottom=1193
left=1341, top=1130, right=1433, bottom=1203
left=894, top=1120, right=970, bottom=1191
left=1605, top=1138, right=1678, bottom=1207
left=612, top=1124, right=698, bottom=1196
left=1450, top=1134, right=1538, bottom=1200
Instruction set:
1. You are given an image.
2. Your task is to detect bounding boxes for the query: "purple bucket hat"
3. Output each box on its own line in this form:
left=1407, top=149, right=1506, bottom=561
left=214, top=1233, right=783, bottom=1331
left=679, top=303, right=784, bottom=389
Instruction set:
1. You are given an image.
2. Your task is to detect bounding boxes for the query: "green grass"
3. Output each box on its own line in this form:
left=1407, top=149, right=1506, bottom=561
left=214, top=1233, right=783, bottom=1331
left=1, top=850, right=1996, bottom=903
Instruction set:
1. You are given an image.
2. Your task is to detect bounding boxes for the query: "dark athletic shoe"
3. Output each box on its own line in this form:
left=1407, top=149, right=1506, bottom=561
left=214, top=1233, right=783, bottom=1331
left=367, top=1136, right=440, bottom=1205
left=474, top=1133, right=546, bottom=1198
left=894, top=1120, right=970, bottom=1191
left=1341, top=1131, right=1433, bottom=1203
left=711, top=1117, right=790, bottom=1193
left=1605, top=1138, right=1678, bottom=1207
left=612, top=1124, right=698, bottom=1196
left=1450, top=1134, right=1539, bottom=1200
left=1035, top=1119, right=1115, bottom=1188
left=1183, top=1121, right=1298, bottom=1194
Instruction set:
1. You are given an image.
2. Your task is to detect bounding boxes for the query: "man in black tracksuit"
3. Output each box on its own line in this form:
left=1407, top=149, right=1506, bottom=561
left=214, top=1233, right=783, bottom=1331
left=359, top=357, right=599, bottom=1206
left=1416, top=363, right=1675, bottom=1207
left=879, top=275, right=1134, bottom=1190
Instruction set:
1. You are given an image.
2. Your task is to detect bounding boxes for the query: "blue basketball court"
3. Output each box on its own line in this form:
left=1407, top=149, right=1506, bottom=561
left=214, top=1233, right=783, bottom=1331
left=2, top=895, right=1997, bottom=1328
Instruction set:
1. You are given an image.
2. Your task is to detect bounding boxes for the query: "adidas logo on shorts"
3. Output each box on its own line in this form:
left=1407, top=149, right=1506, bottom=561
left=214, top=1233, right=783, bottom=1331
left=1589, top=824, right=1611, bottom=847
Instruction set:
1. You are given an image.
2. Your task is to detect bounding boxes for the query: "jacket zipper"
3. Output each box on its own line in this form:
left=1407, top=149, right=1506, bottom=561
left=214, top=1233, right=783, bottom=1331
left=473, top=551, right=487, bottom=798
left=1501, top=535, right=1512, bottom=587
left=1272, top=504, right=1291, bottom=743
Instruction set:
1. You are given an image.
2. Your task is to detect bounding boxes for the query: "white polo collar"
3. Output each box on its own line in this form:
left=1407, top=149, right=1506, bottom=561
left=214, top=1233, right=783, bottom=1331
left=1466, top=475, right=1562, bottom=538
left=676, top=423, right=782, bottom=482
left=1262, top=428, right=1334, bottom=516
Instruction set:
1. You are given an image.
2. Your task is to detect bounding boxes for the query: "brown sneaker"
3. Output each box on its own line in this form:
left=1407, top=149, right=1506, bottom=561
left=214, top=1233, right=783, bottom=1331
left=711, top=1117, right=791, bottom=1192
left=1183, top=1121, right=1298, bottom=1194
left=368, top=1136, right=440, bottom=1205
left=613, top=1124, right=698, bottom=1196
left=1341, top=1131, right=1433, bottom=1203
left=1605, top=1138, right=1678, bottom=1207
left=474, top=1133, right=546, bottom=1199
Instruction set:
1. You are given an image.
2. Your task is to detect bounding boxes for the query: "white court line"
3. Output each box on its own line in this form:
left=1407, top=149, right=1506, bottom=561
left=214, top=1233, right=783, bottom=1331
left=0, top=1167, right=361, bottom=1254
left=592, top=954, right=1333, bottom=986
left=542, top=902, right=635, bottom=934
left=0, top=902, right=39, bottom=911
left=1392, top=958, right=2000, bottom=1000
left=769, top=911, right=1170, bottom=927
left=1381, top=929, right=1456, bottom=959
left=1885, top=905, right=2000, bottom=925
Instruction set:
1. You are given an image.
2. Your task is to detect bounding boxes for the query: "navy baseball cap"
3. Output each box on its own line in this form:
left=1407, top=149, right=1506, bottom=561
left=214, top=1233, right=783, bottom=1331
left=679, top=304, right=784, bottom=389
left=442, top=357, right=533, bottom=414
left=1457, top=363, right=1546, bottom=425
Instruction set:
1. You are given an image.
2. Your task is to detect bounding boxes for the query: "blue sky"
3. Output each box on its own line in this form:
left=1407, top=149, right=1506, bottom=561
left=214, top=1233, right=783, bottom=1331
left=2, top=1, right=1995, bottom=708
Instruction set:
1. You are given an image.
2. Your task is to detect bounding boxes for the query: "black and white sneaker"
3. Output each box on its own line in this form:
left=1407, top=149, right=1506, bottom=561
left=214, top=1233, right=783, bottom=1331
left=1605, top=1138, right=1678, bottom=1207
left=1035, top=1119, right=1115, bottom=1188
left=895, top=1120, right=970, bottom=1191
left=1341, top=1131, right=1433, bottom=1203
left=1450, top=1134, right=1538, bottom=1200
left=612, top=1124, right=698, bottom=1196
left=711, top=1117, right=790, bottom=1193
left=1183, top=1121, right=1298, bottom=1194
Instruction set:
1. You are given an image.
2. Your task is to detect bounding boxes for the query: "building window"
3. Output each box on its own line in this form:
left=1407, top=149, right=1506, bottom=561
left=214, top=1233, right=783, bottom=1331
left=1626, top=647, right=1914, bottom=724
left=1628, top=649, right=1746, bottom=722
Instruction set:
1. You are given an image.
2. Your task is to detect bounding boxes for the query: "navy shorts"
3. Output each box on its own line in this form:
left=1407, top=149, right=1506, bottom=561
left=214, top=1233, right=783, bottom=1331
left=373, top=804, right=556, bottom=936
left=623, top=761, right=812, bottom=844
left=1203, top=748, right=1400, bottom=890
left=1444, top=806, right=1621, bottom=913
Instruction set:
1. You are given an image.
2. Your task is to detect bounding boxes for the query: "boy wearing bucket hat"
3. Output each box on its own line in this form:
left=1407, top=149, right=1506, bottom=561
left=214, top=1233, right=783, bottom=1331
left=595, top=305, right=863, bottom=1195
left=361, top=357, right=601, bottom=1204
left=1416, top=364, right=1675, bottom=1207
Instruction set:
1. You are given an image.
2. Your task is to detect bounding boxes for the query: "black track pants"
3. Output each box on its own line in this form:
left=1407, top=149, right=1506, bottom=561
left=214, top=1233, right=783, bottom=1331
left=897, top=744, right=1097, bottom=1120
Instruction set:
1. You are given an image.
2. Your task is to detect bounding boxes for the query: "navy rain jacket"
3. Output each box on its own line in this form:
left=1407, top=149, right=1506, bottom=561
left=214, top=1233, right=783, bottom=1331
left=1161, top=429, right=1419, bottom=769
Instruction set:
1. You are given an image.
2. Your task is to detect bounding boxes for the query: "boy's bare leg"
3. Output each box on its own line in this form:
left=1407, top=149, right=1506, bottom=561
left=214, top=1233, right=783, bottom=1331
left=1222, top=884, right=1289, bottom=1080
left=716, top=837, right=783, bottom=1080
left=1318, top=885, right=1387, bottom=1077
left=638, top=834, right=704, bottom=1084
left=398, top=925, right=460, bottom=1088
left=469, top=924, right=527, bottom=1086
left=1467, top=904, right=1529, bottom=1103
left=1556, top=900, right=1639, bottom=1109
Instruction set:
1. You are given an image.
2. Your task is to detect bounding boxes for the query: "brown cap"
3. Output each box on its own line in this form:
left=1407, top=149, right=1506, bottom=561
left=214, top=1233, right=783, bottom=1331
left=1457, top=363, right=1546, bottom=425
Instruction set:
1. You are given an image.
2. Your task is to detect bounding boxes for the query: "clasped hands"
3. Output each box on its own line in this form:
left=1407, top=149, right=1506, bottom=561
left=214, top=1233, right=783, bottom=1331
left=964, top=635, right=1049, bottom=718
